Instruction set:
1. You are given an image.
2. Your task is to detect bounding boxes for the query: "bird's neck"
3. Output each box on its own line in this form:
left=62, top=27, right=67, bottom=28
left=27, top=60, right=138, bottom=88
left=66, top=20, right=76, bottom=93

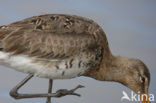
left=95, top=56, right=129, bottom=83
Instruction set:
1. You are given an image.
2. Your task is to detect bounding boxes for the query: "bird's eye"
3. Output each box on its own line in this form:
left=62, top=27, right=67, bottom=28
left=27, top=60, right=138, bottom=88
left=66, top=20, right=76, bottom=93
left=140, top=77, right=145, bottom=83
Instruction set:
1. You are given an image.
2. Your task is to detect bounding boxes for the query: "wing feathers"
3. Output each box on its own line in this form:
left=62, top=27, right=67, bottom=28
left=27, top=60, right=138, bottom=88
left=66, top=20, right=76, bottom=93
left=0, top=14, right=108, bottom=60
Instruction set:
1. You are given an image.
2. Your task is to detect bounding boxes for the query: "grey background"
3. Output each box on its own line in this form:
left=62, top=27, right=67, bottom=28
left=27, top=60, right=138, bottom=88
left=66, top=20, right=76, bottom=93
left=0, top=0, right=156, bottom=103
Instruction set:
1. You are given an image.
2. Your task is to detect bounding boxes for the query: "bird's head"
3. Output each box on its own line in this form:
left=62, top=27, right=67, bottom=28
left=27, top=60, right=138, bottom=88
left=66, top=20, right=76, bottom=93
left=121, top=58, right=150, bottom=103
left=104, top=56, right=151, bottom=103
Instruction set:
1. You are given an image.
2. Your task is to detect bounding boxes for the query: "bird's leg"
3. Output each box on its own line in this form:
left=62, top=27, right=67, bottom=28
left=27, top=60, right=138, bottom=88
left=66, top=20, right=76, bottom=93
left=9, top=74, right=34, bottom=99
left=46, top=79, right=53, bottom=103
left=10, top=74, right=84, bottom=99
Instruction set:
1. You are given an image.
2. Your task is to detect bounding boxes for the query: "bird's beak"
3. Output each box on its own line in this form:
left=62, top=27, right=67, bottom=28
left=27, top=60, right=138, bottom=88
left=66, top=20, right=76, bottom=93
left=141, top=93, right=150, bottom=103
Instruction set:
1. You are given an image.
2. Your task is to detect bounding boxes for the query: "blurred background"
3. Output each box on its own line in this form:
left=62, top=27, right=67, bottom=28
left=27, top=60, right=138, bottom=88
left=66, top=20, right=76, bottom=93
left=0, top=0, right=156, bottom=103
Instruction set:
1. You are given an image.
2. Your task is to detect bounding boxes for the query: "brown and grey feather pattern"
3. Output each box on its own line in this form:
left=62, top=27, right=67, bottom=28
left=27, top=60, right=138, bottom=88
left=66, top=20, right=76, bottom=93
left=0, top=14, right=151, bottom=102
left=0, top=14, right=112, bottom=79
left=0, top=14, right=110, bottom=58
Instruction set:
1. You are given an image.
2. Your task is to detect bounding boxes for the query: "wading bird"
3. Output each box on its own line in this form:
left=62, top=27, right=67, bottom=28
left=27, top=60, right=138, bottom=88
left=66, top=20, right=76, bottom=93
left=0, top=14, right=150, bottom=103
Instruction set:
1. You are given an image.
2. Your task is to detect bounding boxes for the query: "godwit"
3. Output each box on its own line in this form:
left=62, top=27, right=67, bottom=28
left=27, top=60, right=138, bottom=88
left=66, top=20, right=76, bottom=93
left=0, top=14, right=150, bottom=103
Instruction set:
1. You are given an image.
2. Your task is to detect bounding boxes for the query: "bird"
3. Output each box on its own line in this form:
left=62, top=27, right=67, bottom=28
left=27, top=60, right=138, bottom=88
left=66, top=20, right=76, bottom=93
left=0, top=14, right=150, bottom=103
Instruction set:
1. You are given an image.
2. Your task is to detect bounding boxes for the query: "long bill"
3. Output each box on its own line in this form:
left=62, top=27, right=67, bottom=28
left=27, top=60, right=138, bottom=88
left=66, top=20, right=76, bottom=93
left=141, top=93, right=150, bottom=103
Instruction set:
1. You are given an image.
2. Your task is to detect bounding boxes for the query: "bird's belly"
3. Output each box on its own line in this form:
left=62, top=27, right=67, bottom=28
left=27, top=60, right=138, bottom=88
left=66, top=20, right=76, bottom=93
left=0, top=51, right=88, bottom=79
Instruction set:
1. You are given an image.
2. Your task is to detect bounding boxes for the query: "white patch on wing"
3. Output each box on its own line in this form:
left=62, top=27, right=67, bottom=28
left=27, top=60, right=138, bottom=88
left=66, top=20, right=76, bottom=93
left=0, top=51, right=87, bottom=79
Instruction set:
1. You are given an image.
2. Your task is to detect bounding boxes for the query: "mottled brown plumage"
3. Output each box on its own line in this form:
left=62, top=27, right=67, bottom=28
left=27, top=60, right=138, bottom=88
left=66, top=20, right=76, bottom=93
left=0, top=14, right=110, bottom=71
left=0, top=14, right=109, bottom=58
left=0, top=14, right=150, bottom=103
